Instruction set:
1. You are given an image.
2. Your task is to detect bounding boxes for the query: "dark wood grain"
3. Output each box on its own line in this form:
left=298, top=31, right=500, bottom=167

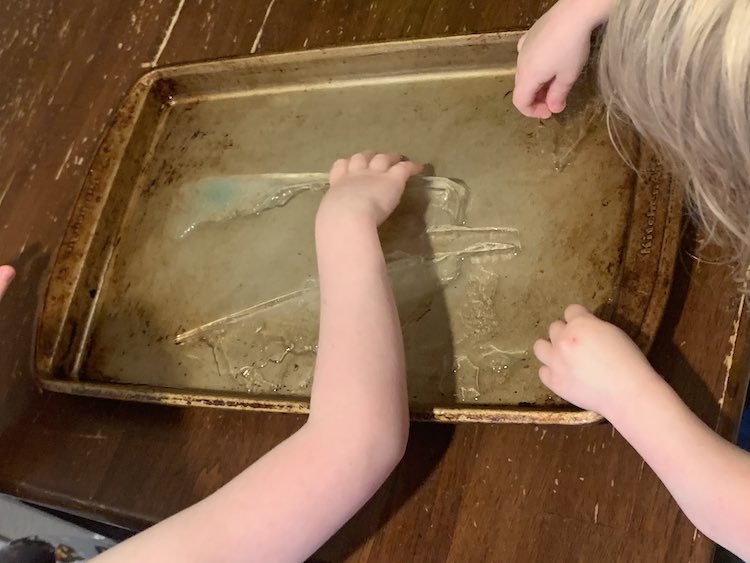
left=0, top=1, right=746, bottom=562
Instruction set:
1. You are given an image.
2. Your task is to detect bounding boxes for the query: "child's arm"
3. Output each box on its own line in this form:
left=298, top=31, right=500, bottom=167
left=513, top=0, right=612, bottom=118
left=92, top=151, right=421, bottom=563
left=534, top=305, right=750, bottom=560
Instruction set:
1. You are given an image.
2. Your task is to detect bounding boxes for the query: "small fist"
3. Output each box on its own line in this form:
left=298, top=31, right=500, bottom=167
left=0, top=265, right=14, bottom=303
left=533, top=304, right=658, bottom=415
left=513, top=0, right=593, bottom=118
left=319, top=151, right=423, bottom=226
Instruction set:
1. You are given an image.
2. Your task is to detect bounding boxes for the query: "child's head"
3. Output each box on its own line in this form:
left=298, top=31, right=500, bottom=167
left=599, top=0, right=750, bottom=264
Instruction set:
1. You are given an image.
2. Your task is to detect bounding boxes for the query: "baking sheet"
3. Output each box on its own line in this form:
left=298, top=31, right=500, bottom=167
left=36, top=33, right=681, bottom=423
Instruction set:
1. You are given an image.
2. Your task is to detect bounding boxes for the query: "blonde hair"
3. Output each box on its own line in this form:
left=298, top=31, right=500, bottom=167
left=599, top=0, right=750, bottom=267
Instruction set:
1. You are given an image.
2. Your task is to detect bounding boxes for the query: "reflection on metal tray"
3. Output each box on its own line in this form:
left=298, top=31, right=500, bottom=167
left=36, top=33, right=682, bottom=424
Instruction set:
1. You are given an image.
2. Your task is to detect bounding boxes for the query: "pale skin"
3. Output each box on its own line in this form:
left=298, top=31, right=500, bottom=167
left=513, top=0, right=611, bottom=118
left=76, top=151, right=419, bottom=563
left=523, top=1, right=750, bottom=559
left=0, top=265, right=14, bottom=301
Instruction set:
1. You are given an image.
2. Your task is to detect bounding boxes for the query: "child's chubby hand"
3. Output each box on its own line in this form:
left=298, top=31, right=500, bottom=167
left=317, top=151, right=423, bottom=227
left=533, top=304, right=660, bottom=416
left=513, top=0, right=594, bottom=119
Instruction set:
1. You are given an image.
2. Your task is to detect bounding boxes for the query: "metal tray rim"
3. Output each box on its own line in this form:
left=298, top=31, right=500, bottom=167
left=38, top=378, right=605, bottom=425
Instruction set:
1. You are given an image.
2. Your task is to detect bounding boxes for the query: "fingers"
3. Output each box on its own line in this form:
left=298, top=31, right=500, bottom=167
left=387, top=160, right=423, bottom=182
left=0, top=265, right=15, bottom=302
left=348, top=150, right=377, bottom=172
left=332, top=151, right=422, bottom=177
left=513, top=75, right=553, bottom=119
left=369, top=152, right=402, bottom=172
left=545, top=75, right=575, bottom=114
left=548, top=320, right=565, bottom=343
left=329, top=158, right=349, bottom=185
left=533, top=338, right=553, bottom=366
left=538, top=365, right=554, bottom=387
left=564, top=304, right=589, bottom=323
left=531, top=105, right=552, bottom=119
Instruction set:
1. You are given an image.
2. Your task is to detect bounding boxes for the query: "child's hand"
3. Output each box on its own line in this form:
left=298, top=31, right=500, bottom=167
left=0, top=265, right=14, bottom=303
left=319, top=151, right=422, bottom=226
left=533, top=305, right=659, bottom=416
left=513, top=0, right=600, bottom=118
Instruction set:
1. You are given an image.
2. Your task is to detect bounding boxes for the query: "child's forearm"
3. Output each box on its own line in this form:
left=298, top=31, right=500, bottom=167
left=92, top=421, right=400, bottom=563
left=608, top=372, right=750, bottom=559
left=311, top=210, right=408, bottom=456
left=218, top=212, right=410, bottom=559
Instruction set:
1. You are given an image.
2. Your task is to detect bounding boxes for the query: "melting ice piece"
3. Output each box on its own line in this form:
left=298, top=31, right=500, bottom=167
left=169, top=173, right=522, bottom=376
left=175, top=226, right=521, bottom=344
left=175, top=279, right=319, bottom=343
left=387, top=226, right=521, bottom=264
left=168, top=174, right=328, bottom=239
left=167, top=174, right=469, bottom=239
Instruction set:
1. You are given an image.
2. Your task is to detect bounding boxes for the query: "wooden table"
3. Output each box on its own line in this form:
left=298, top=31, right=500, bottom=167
left=1, top=1, right=747, bottom=561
